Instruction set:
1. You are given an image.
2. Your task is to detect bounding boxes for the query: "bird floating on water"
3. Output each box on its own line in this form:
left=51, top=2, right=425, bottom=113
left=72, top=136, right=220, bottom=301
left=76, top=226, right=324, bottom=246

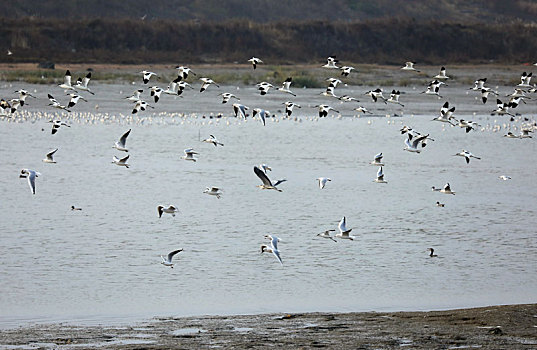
left=432, top=183, right=455, bottom=195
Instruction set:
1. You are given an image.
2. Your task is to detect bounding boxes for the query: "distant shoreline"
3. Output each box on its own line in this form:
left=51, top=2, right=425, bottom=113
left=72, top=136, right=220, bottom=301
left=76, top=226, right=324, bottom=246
left=1, top=304, right=536, bottom=349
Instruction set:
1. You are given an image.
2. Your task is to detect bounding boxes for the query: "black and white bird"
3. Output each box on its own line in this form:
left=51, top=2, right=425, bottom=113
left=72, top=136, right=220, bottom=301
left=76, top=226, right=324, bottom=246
left=202, top=134, right=224, bottom=147
left=261, top=235, right=283, bottom=265
left=161, top=249, right=183, bottom=268
left=233, top=103, right=249, bottom=119
left=66, top=93, right=88, bottom=109
left=401, top=61, right=420, bottom=72
left=132, top=100, right=153, bottom=114
left=315, top=104, right=339, bottom=118
left=149, top=86, right=163, bottom=103
left=491, top=99, right=515, bottom=117
left=140, top=70, right=157, bottom=84
left=370, top=152, right=384, bottom=166
left=432, top=183, right=455, bottom=195
left=248, top=57, right=263, bottom=69
left=433, top=66, right=449, bottom=80
left=365, top=88, right=387, bottom=103
left=322, top=56, right=339, bottom=69
left=432, top=101, right=456, bottom=124
left=114, top=129, right=131, bottom=152
left=157, top=205, right=179, bottom=218
left=454, top=150, right=481, bottom=164
left=340, top=66, right=355, bottom=77
left=387, top=90, right=404, bottom=107
left=182, top=148, right=199, bottom=162
left=283, top=101, right=301, bottom=117
left=175, top=66, right=196, bottom=81
left=203, top=186, right=223, bottom=199
left=19, top=169, right=40, bottom=195
left=317, top=230, right=337, bottom=242
left=112, top=155, right=130, bottom=168
left=253, top=108, right=270, bottom=126
left=335, top=216, right=355, bottom=240
left=518, top=71, right=533, bottom=88
left=14, top=89, right=36, bottom=106
left=256, top=81, right=274, bottom=96
left=277, top=77, right=295, bottom=96
left=74, top=72, right=95, bottom=95
left=219, top=92, right=240, bottom=104
left=48, top=94, right=71, bottom=112
left=199, top=78, right=219, bottom=92
left=254, top=166, right=286, bottom=192
left=58, top=70, right=75, bottom=90
left=316, top=177, right=331, bottom=189
left=126, top=89, right=144, bottom=102
left=50, top=119, right=71, bottom=135
left=404, top=133, right=430, bottom=153
left=374, top=166, right=387, bottom=183
left=42, top=149, right=58, bottom=164
left=480, top=88, right=498, bottom=104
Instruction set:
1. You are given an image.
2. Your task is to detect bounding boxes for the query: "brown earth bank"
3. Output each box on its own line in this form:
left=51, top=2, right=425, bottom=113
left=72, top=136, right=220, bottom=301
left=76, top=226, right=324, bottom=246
left=1, top=304, right=536, bottom=349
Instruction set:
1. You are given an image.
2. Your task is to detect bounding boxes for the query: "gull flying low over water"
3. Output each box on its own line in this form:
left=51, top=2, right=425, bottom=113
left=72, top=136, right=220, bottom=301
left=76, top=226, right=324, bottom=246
left=42, top=149, right=58, bottom=163
left=371, top=152, right=384, bottom=166
left=161, top=249, right=183, bottom=268
left=203, top=186, right=223, bottom=199
left=432, top=183, right=455, bottom=195
left=233, top=103, right=249, bottom=119
left=261, top=235, right=283, bottom=265
left=336, top=216, right=355, bottom=240
left=401, top=61, right=420, bottom=72
left=404, top=134, right=430, bottom=153
left=317, top=230, right=337, bottom=242
left=20, top=169, right=40, bottom=195
left=254, top=166, right=286, bottom=192
left=248, top=57, right=263, bottom=69
left=454, top=150, right=481, bottom=164
left=114, top=129, right=131, bottom=152
left=219, top=92, right=239, bottom=104
left=140, top=70, right=157, bottom=84
left=253, top=108, right=270, bottom=126
left=374, top=166, right=387, bottom=183
left=498, top=175, right=512, bottom=181
left=112, top=155, right=130, bottom=168
left=157, top=205, right=179, bottom=218
left=202, top=134, right=224, bottom=147
left=316, top=177, right=331, bottom=189
left=182, top=148, right=199, bottom=162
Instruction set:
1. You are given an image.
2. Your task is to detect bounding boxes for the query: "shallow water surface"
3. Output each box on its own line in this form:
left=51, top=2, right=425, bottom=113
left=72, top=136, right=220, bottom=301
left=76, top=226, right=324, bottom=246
left=0, top=81, right=536, bottom=328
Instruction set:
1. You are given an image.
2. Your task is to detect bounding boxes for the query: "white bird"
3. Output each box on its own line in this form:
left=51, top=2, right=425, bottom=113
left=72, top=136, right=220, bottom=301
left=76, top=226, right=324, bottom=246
left=335, top=216, right=355, bottom=240
left=433, top=66, right=449, bottom=80
left=261, top=235, right=283, bottom=265
left=518, top=71, right=532, bottom=87
left=14, top=89, right=36, bottom=106
left=469, top=78, right=488, bottom=91
left=132, top=99, right=153, bottom=114
left=219, top=92, right=239, bottom=104
left=58, top=70, right=75, bottom=90
left=404, top=134, right=430, bottom=153
left=321, top=85, right=339, bottom=98
left=163, top=78, right=181, bottom=95
left=283, top=101, right=301, bottom=117
left=253, top=108, right=270, bottom=126
left=48, top=94, right=71, bottom=112
left=257, top=81, right=274, bottom=96
left=317, top=229, right=337, bottom=242
left=199, top=78, right=219, bottom=92
left=42, top=149, right=58, bottom=163
left=340, top=66, right=355, bottom=77
left=354, top=106, right=372, bottom=114
left=454, top=150, right=481, bottom=164
left=49, top=119, right=71, bottom=135
left=248, top=57, right=263, bottom=69
left=140, top=70, right=157, bottom=84
left=365, top=88, right=387, bottom=103
left=157, top=205, right=179, bottom=218
left=457, top=119, right=480, bottom=133
left=401, top=61, right=420, bottom=72
left=431, top=183, right=455, bottom=195
left=322, top=56, right=339, bottom=69
left=316, top=177, right=331, bottom=189
left=126, top=89, right=144, bottom=102
left=338, top=95, right=359, bottom=102
left=498, top=175, right=512, bottom=181
left=387, top=90, right=404, bottom=107
left=66, top=93, right=88, bottom=109
left=114, top=129, right=131, bottom=152
left=421, top=84, right=443, bottom=99
left=161, top=249, right=183, bottom=268
left=370, top=152, right=384, bottom=166
left=203, top=186, right=223, bottom=199
left=259, top=164, right=272, bottom=173
left=254, top=166, right=286, bottom=192
left=175, top=66, right=196, bottom=80
left=112, top=155, right=130, bottom=168
left=326, top=78, right=342, bottom=88
left=149, top=86, right=163, bottom=103
left=315, top=104, right=339, bottom=118
left=182, top=148, right=199, bottom=162
left=74, top=72, right=95, bottom=95
left=374, top=166, right=387, bottom=183
left=202, top=134, right=224, bottom=147
left=0, top=99, right=11, bottom=115
left=233, top=103, right=249, bottom=119
left=491, top=99, right=515, bottom=117
left=19, top=169, right=40, bottom=195
left=277, top=77, right=295, bottom=96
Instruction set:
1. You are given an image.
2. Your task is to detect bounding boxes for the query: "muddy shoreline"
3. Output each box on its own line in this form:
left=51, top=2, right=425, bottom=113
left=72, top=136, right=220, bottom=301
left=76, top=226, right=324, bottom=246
left=1, top=304, right=536, bottom=349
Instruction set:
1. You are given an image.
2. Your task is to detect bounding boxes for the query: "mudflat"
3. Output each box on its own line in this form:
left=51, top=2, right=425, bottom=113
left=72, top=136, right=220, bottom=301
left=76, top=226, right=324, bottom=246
left=1, top=304, right=536, bottom=349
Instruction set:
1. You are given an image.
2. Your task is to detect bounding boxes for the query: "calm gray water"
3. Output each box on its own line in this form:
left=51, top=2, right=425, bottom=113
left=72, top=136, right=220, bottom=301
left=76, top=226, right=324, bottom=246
left=1, top=79, right=536, bottom=328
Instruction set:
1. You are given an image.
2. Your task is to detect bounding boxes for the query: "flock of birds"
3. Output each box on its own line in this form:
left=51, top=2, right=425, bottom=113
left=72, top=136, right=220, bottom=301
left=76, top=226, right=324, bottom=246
left=3, top=55, right=536, bottom=268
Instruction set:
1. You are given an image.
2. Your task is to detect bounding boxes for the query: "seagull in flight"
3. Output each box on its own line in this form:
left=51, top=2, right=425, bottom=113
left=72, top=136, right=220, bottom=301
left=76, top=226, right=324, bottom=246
left=182, top=148, right=199, bottom=162
left=112, top=155, right=130, bottom=168
left=261, top=235, right=283, bottom=265
left=370, top=152, right=384, bottom=166
left=374, top=166, right=387, bottom=183
left=161, top=249, right=183, bottom=268
left=335, top=216, right=355, bottom=240
left=42, top=149, right=58, bottom=163
left=401, top=61, right=420, bottom=72
left=233, top=103, right=249, bottom=119
left=316, top=177, right=331, bottom=189
left=317, top=230, right=337, bottom=242
left=114, top=129, right=131, bottom=152
left=454, top=150, right=481, bottom=164
left=203, top=186, right=223, bottom=199
left=20, top=169, right=40, bottom=195
left=157, top=205, right=179, bottom=218
left=202, top=134, right=224, bottom=147
left=254, top=166, right=286, bottom=192
left=253, top=108, right=270, bottom=126
left=404, top=134, right=430, bottom=153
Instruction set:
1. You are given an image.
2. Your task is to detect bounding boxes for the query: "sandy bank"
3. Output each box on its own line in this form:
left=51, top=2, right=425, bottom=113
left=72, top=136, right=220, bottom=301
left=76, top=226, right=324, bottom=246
left=1, top=304, right=536, bottom=349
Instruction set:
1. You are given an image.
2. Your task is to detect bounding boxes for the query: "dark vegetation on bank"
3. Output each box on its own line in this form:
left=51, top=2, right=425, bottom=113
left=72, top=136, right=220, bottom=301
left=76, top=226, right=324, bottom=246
left=2, top=17, right=537, bottom=66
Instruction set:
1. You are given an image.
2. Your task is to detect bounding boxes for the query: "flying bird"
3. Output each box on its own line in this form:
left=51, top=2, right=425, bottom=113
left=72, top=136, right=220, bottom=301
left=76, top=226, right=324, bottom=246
left=261, top=235, right=283, bottom=265
left=42, top=149, right=58, bottom=163
left=248, top=57, right=263, bottom=69
left=254, top=166, right=286, bottom=192
left=161, top=249, right=183, bottom=268
left=316, top=177, right=331, bottom=189
left=112, top=155, right=130, bottom=168
left=335, top=216, right=355, bottom=240
left=20, top=169, right=40, bottom=195
left=114, top=129, right=131, bottom=152
left=203, top=186, right=223, bottom=199
left=157, top=205, right=179, bottom=218
left=317, top=230, right=337, bottom=242
left=182, top=148, right=199, bottom=162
